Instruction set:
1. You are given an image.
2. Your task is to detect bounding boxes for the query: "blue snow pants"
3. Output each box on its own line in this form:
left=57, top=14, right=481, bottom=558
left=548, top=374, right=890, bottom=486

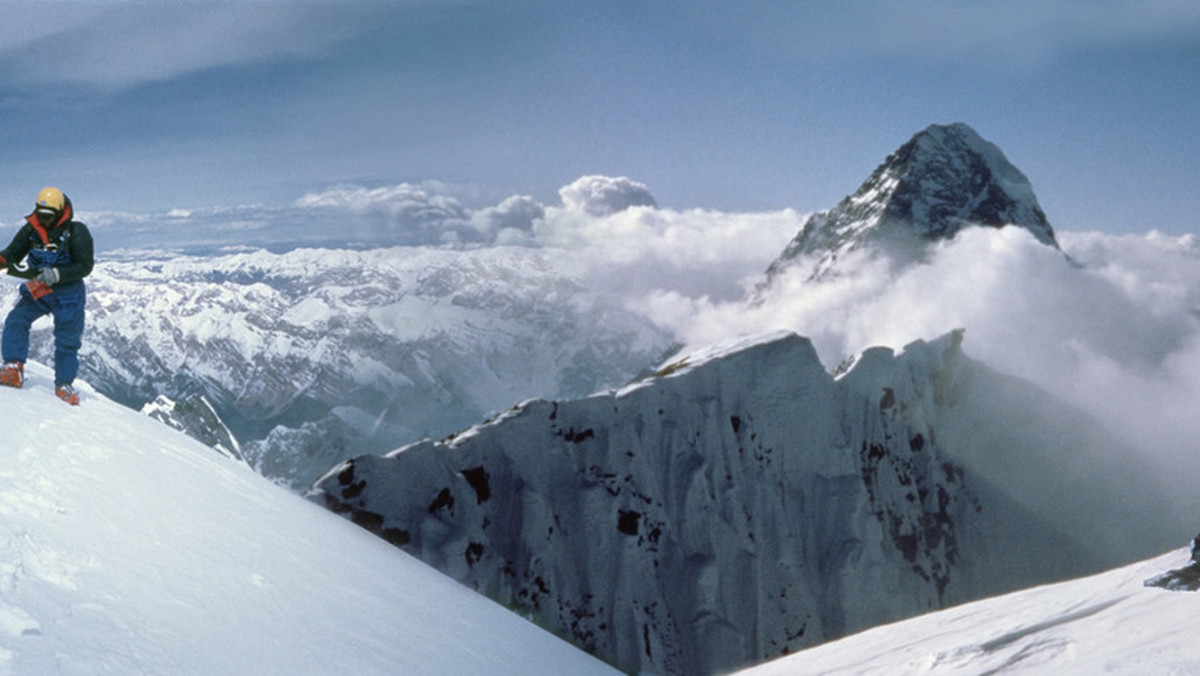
left=1, top=281, right=86, bottom=385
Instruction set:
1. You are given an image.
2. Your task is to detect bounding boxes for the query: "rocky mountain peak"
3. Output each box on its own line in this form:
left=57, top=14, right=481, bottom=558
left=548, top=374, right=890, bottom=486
left=766, top=123, right=1058, bottom=282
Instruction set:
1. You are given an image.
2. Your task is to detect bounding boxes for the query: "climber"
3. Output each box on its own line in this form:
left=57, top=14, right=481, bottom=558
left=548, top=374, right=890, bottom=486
left=0, top=187, right=94, bottom=405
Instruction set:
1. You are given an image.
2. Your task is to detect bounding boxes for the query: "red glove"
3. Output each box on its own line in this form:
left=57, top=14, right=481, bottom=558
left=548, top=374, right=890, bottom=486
left=26, top=279, right=51, bottom=299
left=0, top=254, right=7, bottom=267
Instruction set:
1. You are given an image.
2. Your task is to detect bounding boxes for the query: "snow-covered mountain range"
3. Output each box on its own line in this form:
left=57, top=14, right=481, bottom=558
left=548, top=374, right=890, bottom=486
left=0, top=362, right=618, bottom=675
left=1, top=246, right=671, bottom=489
left=310, top=329, right=1182, bottom=675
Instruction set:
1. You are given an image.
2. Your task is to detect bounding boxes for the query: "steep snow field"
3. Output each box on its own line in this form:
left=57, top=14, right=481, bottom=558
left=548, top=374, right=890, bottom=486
left=735, top=547, right=1200, bottom=675
left=0, top=363, right=618, bottom=675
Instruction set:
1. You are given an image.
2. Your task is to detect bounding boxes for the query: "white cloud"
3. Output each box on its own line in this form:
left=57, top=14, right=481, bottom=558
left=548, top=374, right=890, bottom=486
left=296, top=183, right=482, bottom=246
left=471, top=195, right=544, bottom=243
left=558, top=176, right=657, bottom=217
left=532, top=198, right=802, bottom=302
left=296, top=184, right=467, bottom=218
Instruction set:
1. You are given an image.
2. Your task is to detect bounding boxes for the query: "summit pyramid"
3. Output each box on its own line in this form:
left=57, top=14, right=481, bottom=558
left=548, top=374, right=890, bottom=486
left=766, top=123, right=1057, bottom=282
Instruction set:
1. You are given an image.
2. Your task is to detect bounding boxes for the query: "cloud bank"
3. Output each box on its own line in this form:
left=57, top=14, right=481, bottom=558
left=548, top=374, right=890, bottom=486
left=91, top=177, right=802, bottom=298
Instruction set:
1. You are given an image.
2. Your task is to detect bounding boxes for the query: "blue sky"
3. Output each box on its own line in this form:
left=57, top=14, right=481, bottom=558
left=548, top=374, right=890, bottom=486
left=0, top=0, right=1197, bottom=236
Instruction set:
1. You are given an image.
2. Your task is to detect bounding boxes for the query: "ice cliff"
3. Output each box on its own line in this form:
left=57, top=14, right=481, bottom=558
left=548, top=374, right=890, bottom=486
left=311, top=329, right=1178, bottom=675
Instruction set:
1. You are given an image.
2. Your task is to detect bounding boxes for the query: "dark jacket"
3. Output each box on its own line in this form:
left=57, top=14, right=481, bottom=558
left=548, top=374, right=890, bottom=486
left=0, top=194, right=94, bottom=284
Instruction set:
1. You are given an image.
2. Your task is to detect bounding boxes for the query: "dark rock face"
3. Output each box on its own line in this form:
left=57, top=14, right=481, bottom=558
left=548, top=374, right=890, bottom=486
left=766, top=123, right=1058, bottom=282
left=141, top=393, right=243, bottom=462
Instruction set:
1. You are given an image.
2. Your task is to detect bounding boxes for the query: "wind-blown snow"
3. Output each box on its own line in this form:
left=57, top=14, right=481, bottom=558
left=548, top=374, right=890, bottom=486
left=0, top=363, right=618, bottom=675
left=733, top=547, right=1200, bottom=675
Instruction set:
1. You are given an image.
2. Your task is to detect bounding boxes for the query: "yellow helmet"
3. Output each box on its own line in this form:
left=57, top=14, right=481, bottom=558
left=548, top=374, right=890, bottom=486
left=36, top=186, right=65, bottom=213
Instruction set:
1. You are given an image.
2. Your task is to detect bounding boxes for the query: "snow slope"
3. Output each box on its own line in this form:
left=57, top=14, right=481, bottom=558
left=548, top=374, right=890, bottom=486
left=0, top=362, right=618, bottom=675
left=734, top=547, right=1200, bottom=675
